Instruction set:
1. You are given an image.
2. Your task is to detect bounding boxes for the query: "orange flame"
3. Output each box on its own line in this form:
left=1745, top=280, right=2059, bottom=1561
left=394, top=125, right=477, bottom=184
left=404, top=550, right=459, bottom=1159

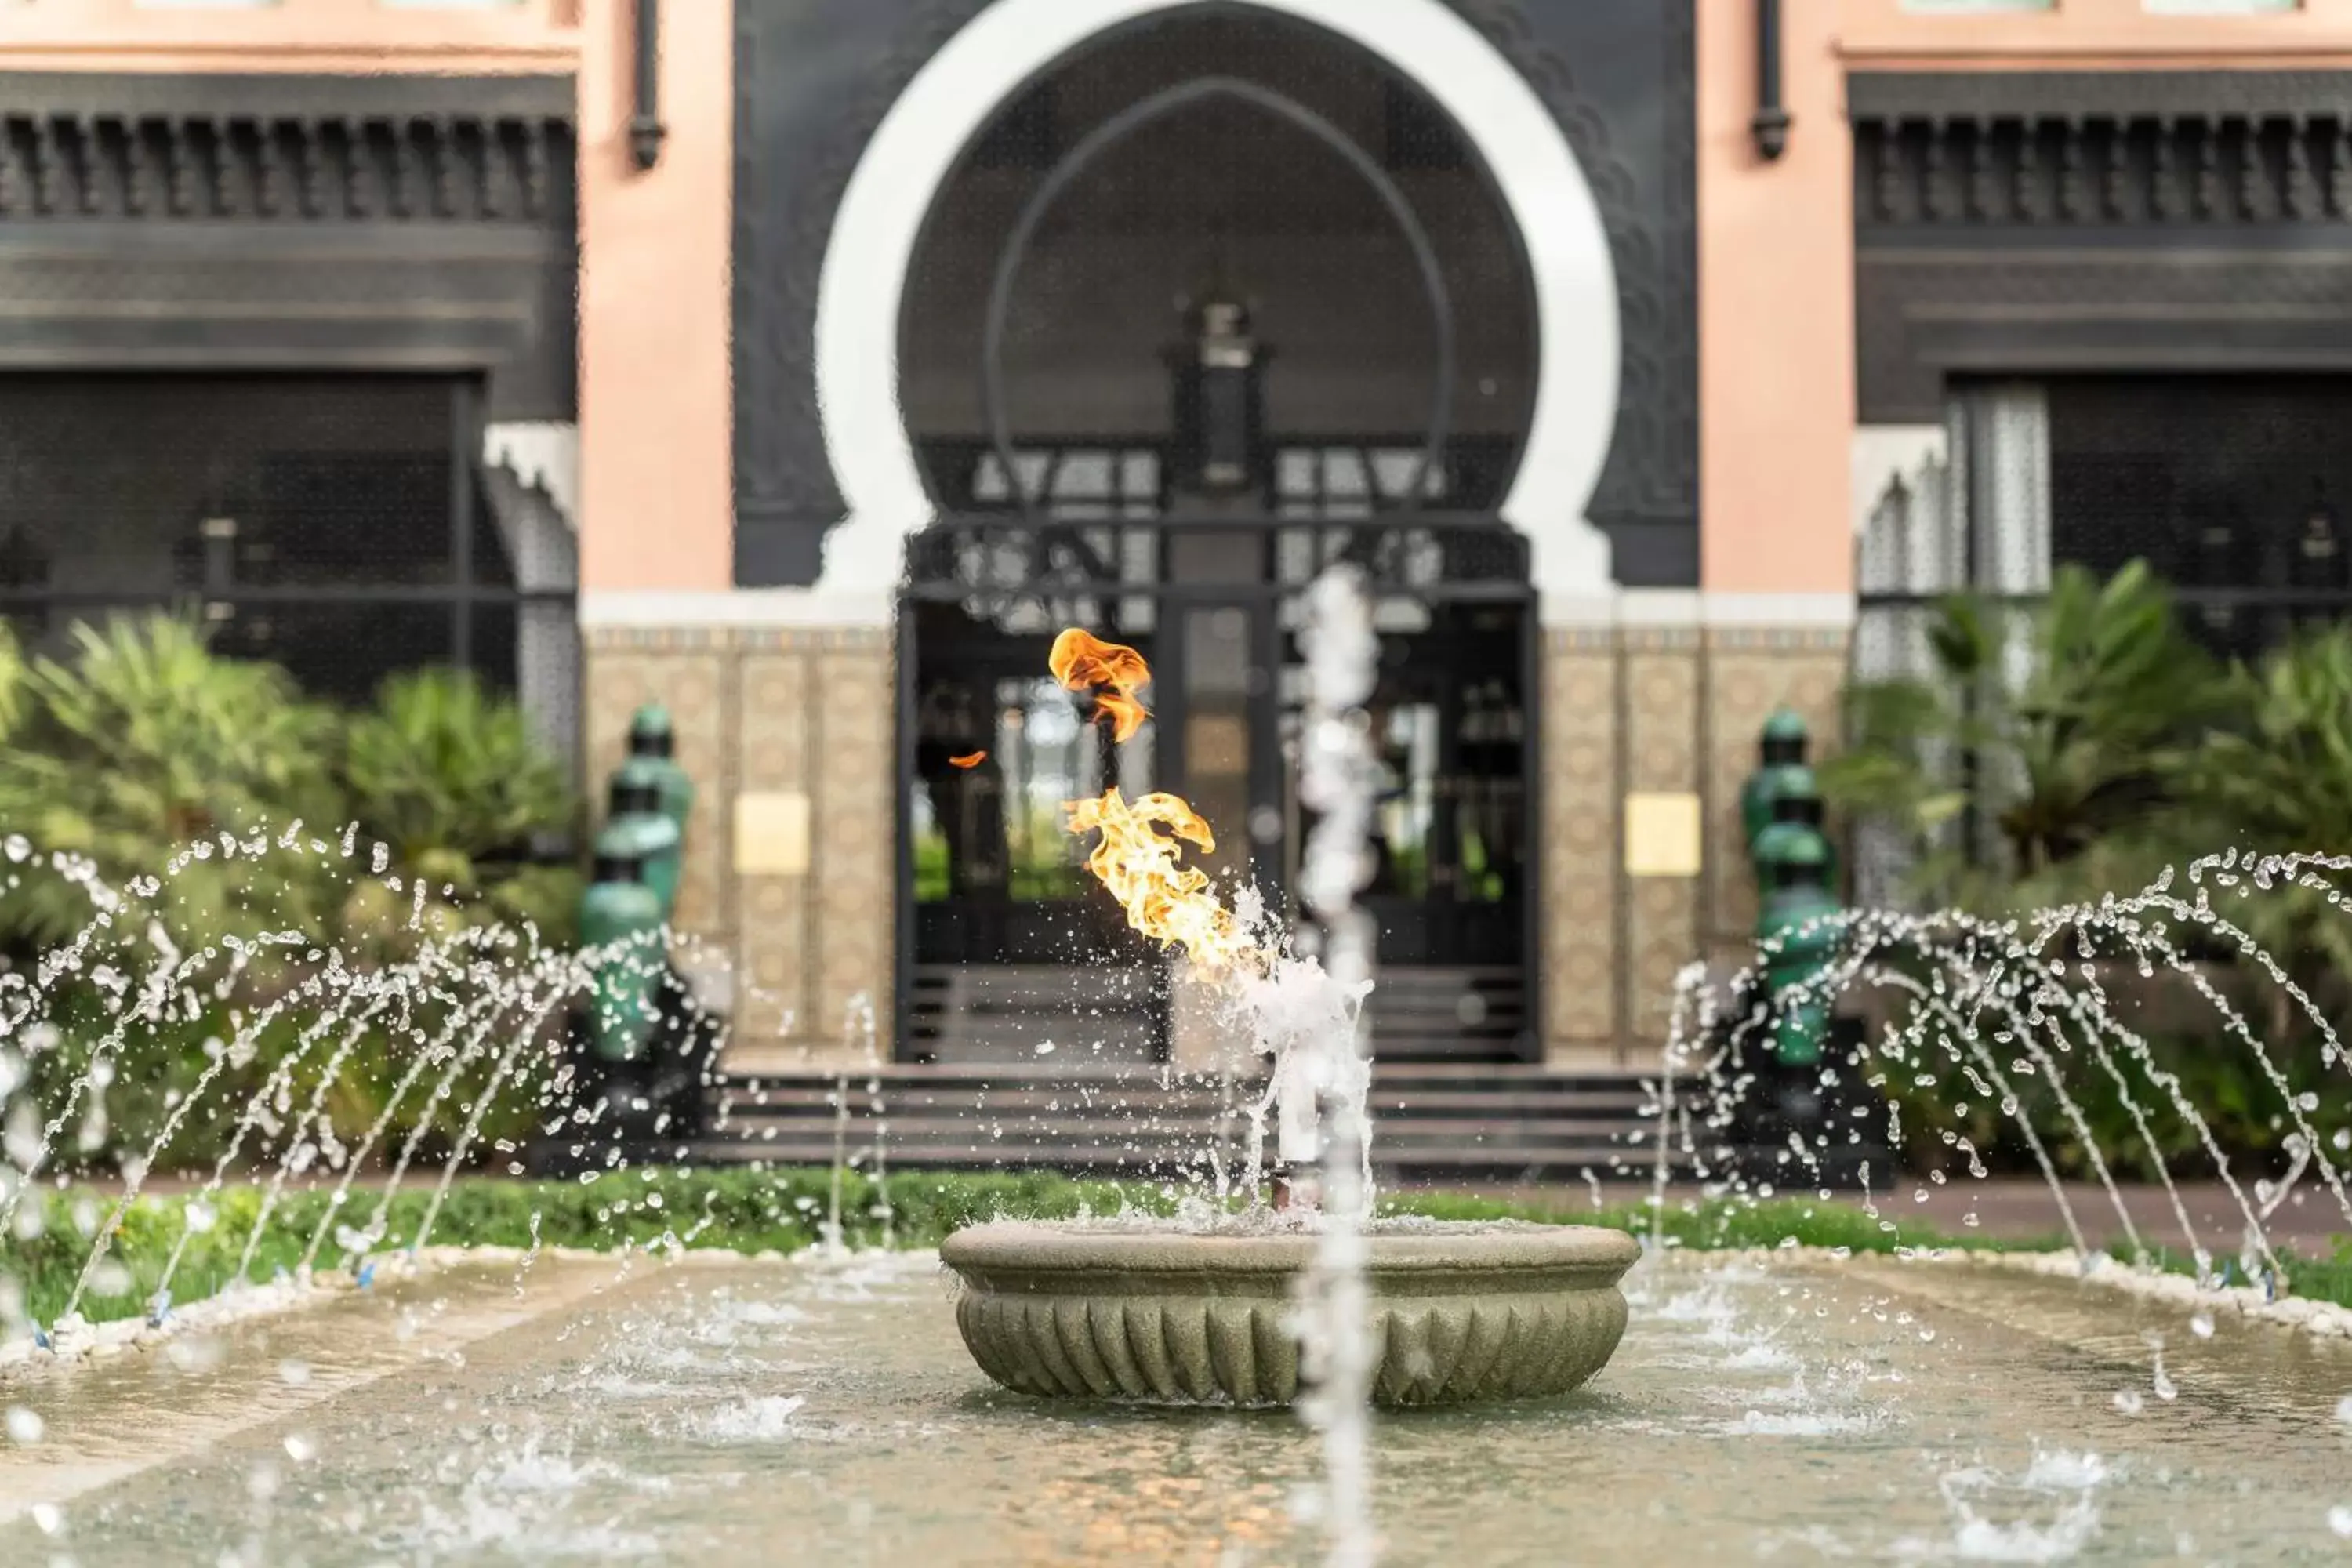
left=949, top=751, right=988, bottom=770
left=1049, top=627, right=1152, bottom=744
left=1065, top=788, right=1258, bottom=974
left=1053, top=629, right=1265, bottom=977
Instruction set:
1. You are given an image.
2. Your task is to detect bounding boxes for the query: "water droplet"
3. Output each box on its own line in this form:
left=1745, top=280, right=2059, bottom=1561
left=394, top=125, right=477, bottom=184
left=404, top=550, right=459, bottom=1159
left=29, top=1501, right=60, bottom=1534
left=2335, top=1394, right=2352, bottom=1426
left=2190, top=1312, right=2215, bottom=1339
left=5, top=1406, right=43, bottom=1444
left=283, top=1432, right=316, bottom=1463
left=165, top=1334, right=224, bottom=1374
left=278, top=1359, right=310, bottom=1387
left=2113, top=1389, right=2144, bottom=1415
left=2331, top=1505, right=2352, bottom=1540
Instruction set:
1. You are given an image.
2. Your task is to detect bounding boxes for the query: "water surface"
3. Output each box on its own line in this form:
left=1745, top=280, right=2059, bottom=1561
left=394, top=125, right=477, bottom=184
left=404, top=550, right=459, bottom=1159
left=4, top=1244, right=2349, bottom=1564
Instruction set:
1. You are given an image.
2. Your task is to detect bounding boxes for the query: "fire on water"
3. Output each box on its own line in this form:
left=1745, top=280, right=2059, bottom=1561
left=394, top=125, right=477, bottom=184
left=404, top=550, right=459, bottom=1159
left=1051, top=627, right=1267, bottom=978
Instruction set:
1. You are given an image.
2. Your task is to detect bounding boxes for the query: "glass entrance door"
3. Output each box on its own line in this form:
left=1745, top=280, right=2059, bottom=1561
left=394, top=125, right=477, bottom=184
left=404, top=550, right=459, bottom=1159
left=910, top=627, right=1155, bottom=967
left=1152, top=525, right=1290, bottom=918
left=1348, top=602, right=1528, bottom=967
left=900, top=516, right=1537, bottom=1063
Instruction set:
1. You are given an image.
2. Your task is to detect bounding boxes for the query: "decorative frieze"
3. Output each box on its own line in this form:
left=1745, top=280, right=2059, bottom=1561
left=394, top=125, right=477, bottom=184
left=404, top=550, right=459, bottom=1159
left=1852, top=73, right=2352, bottom=234
left=0, top=74, right=577, bottom=417
left=1859, top=114, right=2352, bottom=232
left=0, top=110, right=571, bottom=225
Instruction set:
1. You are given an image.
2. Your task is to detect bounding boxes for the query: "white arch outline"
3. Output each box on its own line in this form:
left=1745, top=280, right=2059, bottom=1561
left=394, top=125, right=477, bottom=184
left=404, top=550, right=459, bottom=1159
left=810, top=0, right=1621, bottom=609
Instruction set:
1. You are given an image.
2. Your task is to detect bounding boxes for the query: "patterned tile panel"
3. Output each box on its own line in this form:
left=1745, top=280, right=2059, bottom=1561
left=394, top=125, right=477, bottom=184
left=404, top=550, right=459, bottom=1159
left=582, top=648, right=658, bottom=794
left=582, top=646, right=732, bottom=941
left=1704, top=638, right=1850, bottom=950
left=660, top=652, right=732, bottom=940
left=1541, top=634, right=1619, bottom=1055
left=1623, top=648, right=1701, bottom=1045
left=813, top=642, right=896, bottom=1051
left=583, top=626, right=902, bottom=1058
left=735, top=648, right=814, bottom=1039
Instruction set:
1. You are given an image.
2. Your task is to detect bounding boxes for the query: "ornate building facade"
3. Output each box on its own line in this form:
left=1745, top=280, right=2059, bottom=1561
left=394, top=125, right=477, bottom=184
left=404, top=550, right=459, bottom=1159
left=4, top=0, right=2346, bottom=1068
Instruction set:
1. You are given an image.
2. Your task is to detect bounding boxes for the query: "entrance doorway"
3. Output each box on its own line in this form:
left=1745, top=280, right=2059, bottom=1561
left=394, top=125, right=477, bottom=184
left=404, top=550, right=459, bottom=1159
left=902, top=517, right=1534, bottom=1063
left=895, top=9, right=1539, bottom=1064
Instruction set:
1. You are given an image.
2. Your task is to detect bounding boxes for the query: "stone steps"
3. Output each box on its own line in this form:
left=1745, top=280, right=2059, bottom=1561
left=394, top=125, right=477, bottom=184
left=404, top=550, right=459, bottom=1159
left=695, top=1059, right=1681, bottom=1179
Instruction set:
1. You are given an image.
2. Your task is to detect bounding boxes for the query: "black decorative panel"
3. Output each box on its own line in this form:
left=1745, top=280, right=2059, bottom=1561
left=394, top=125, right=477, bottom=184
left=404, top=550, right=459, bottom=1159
left=0, top=74, right=578, bottom=422
left=1851, top=71, right=2352, bottom=425
left=732, top=0, right=993, bottom=590
left=1446, top=0, right=1697, bottom=587
left=731, top=0, right=1700, bottom=589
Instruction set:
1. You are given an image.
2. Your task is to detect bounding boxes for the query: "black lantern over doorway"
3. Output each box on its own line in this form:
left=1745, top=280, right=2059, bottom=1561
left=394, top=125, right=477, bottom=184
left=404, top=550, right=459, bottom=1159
left=1166, top=292, right=1270, bottom=499
left=2294, top=478, right=2346, bottom=590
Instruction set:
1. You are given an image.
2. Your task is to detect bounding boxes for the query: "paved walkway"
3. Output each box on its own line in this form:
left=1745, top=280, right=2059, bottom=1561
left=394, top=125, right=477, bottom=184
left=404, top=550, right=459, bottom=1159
left=1433, top=1177, right=2349, bottom=1254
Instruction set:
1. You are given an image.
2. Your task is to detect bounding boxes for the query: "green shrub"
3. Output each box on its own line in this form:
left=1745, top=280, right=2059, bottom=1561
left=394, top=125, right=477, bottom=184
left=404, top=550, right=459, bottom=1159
left=1820, top=564, right=2352, bottom=1181
left=341, top=667, right=582, bottom=947
left=2164, top=627, right=2352, bottom=1035
left=10, top=1171, right=2045, bottom=1331
left=1823, top=561, right=2216, bottom=900
left=0, top=613, right=584, bottom=1176
left=1870, top=1012, right=2348, bottom=1186
left=0, top=614, right=344, bottom=950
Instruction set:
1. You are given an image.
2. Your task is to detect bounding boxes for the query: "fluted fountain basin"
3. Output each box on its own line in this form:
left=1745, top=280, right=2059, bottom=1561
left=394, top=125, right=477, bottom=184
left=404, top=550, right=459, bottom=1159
left=939, top=1218, right=1642, bottom=1407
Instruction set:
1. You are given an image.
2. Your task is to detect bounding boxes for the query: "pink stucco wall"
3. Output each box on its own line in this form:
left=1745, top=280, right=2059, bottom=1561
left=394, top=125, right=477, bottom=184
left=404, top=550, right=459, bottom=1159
left=574, top=0, right=734, bottom=593
left=1697, top=0, right=1856, bottom=597
left=0, top=0, right=580, bottom=73
left=1837, top=0, right=2352, bottom=71
left=1693, top=0, right=2352, bottom=601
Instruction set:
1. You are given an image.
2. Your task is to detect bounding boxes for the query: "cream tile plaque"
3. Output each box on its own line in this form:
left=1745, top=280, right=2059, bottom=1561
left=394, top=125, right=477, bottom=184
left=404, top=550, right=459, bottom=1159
left=1623, top=792, right=1703, bottom=879
left=734, top=791, right=811, bottom=877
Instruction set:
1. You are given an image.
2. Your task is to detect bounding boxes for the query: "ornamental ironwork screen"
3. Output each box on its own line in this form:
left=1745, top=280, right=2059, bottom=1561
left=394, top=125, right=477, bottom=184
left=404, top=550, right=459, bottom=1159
left=0, top=372, right=577, bottom=761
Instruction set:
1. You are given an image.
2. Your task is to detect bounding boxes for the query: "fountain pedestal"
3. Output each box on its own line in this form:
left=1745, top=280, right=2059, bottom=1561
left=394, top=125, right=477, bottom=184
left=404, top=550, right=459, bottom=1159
left=941, top=1220, right=1639, bottom=1407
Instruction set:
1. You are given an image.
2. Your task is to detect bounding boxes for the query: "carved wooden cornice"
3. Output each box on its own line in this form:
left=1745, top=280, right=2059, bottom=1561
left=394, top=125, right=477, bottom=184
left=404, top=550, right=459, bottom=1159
left=0, top=74, right=574, bottom=226
left=1852, top=71, right=2352, bottom=234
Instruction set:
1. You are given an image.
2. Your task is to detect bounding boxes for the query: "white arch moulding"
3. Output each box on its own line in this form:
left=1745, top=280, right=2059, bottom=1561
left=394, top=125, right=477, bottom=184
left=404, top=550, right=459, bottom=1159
left=811, top=0, right=1621, bottom=616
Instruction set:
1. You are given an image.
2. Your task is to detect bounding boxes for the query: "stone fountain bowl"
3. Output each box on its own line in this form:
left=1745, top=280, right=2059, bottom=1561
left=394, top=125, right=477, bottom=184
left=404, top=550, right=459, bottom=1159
left=939, top=1218, right=1641, bottom=1408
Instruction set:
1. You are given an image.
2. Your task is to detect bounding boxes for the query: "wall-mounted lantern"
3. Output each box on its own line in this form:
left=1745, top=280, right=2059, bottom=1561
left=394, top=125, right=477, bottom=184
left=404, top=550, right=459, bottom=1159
left=2296, top=479, right=2343, bottom=588
left=1167, top=293, right=1269, bottom=498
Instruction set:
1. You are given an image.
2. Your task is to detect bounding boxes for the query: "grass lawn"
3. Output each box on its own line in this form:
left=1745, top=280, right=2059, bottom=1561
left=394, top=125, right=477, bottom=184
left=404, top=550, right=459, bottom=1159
left=5, top=1168, right=2343, bottom=1332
